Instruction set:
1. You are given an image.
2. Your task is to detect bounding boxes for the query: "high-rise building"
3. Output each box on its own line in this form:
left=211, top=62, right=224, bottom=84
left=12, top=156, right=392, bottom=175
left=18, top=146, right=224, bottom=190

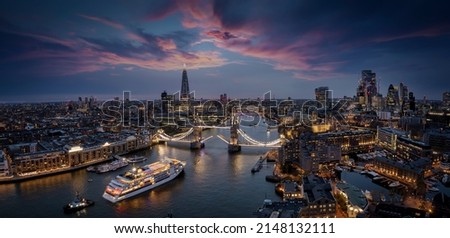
left=180, top=66, right=190, bottom=100
left=399, top=83, right=408, bottom=104
left=161, top=90, right=173, bottom=113
left=376, top=127, right=408, bottom=152
left=443, top=91, right=450, bottom=107
left=399, top=83, right=409, bottom=112
left=123, top=91, right=130, bottom=103
left=315, top=86, right=332, bottom=109
left=386, top=84, right=399, bottom=111
left=356, top=70, right=377, bottom=110
left=220, top=93, right=228, bottom=105
left=409, top=92, right=416, bottom=111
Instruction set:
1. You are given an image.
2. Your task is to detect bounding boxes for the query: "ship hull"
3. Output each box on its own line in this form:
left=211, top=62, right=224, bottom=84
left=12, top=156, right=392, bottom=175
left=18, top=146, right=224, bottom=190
left=102, top=166, right=184, bottom=203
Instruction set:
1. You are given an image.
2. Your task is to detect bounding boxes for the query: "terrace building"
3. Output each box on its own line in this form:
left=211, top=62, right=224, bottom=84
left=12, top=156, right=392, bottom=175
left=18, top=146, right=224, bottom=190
left=300, top=174, right=336, bottom=218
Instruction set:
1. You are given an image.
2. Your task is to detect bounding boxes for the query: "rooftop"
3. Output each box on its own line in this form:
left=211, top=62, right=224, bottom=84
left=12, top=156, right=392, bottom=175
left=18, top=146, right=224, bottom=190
left=253, top=199, right=307, bottom=218
left=303, top=174, right=335, bottom=202
left=378, top=127, right=408, bottom=136
left=375, top=156, right=431, bottom=173
left=397, top=136, right=430, bottom=148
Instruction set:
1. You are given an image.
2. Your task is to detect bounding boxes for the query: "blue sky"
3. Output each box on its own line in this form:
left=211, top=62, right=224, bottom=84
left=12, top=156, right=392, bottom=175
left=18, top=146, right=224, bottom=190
left=1, top=0, right=450, bottom=102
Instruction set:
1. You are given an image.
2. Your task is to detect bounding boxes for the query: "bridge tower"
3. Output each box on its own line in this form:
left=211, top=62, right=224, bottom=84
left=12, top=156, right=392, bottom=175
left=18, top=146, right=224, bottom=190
left=190, top=116, right=204, bottom=150
left=190, top=126, right=204, bottom=149
left=228, top=111, right=241, bottom=153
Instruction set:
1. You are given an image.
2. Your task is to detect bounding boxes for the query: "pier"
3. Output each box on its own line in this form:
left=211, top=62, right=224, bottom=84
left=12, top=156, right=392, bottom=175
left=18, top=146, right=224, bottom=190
left=251, top=156, right=266, bottom=173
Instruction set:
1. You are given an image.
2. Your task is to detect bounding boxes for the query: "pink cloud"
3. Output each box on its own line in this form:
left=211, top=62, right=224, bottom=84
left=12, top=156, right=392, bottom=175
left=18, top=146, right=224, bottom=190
left=205, top=30, right=237, bottom=40
left=4, top=29, right=228, bottom=76
left=145, top=2, right=178, bottom=21
left=168, top=2, right=342, bottom=81
left=292, top=71, right=347, bottom=81
left=156, top=38, right=177, bottom=51
left=126, top=32, right=148, bottom=44
left=78, top=14, right=125, bottom=30
left=13, top=46, right=228, bottom=76
left=177, top=0, right=221, bottom=29
left=0, top=29, right=76, bottom=48
left=373, top=25, right=450, bottom=43
left=95, top=49, right=227, bottom=72
left=78, top=14, right=149, bottom=44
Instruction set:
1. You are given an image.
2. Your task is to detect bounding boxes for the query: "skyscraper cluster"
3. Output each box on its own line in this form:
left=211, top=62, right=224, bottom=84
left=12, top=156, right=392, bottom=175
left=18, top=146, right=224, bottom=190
left=355, top=70, right=416, bottom=113
left=386, top=83, right=415, bottom=113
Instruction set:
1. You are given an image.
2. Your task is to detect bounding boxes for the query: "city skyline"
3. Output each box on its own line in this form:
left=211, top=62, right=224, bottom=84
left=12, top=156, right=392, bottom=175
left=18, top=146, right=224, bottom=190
left=1, top=0, right=450, bottom=102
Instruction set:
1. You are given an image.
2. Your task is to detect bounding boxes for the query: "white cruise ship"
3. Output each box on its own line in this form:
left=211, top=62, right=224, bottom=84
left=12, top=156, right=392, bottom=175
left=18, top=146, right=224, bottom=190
left=102, top=158, right=186, bottom=203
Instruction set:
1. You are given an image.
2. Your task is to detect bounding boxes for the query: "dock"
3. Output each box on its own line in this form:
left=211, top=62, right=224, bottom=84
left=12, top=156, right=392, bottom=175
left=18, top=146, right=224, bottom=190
left=251, top=156, right=266, bottom=173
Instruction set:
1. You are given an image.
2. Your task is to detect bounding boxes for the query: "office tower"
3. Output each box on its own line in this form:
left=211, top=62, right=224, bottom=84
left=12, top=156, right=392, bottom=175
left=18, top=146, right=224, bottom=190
left=409, top=92, right=416, bottom=111
left=399, top=83, right=409, bottom=112
left=386, top=84, right=399, bottom=111
left=180, top=66, right=190, bottom=100
left=124, top=91, right=130, bottom=103
left=443, top=91, right=450, bottom=107
left=220, top=93, right=228, bottom=104
left=399, top=83, right=408, bottom=104
left=315, top=86, right=332, bottom=109
left=357, top=70, right=377, bottom=110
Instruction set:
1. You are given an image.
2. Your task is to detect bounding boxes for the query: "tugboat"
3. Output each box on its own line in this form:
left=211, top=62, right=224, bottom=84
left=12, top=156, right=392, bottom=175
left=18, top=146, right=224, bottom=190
left=63, top=192, right=95, bottom=213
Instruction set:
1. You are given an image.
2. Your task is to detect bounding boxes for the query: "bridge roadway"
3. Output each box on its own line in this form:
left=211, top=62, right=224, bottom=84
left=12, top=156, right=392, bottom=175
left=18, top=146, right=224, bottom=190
left=154, top=126, right=282, bottom=148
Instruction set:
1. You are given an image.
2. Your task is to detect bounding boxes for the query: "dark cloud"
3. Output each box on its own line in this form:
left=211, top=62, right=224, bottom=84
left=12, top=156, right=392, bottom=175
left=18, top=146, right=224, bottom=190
left=206, top=30, right=237, bottom=40
left=0, top=12, right=227, bottom=78
left=1, top=0, right=450, bottom=101
left=145, top=0, right=178, bottom=20
left=160, top=30, right=198, bottom=49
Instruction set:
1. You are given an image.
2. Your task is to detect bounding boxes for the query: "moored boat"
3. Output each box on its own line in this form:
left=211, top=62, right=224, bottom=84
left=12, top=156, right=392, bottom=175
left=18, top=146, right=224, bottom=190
left=389, top=181, right=401, bottom=188
left=86, top=166, right=96, bottom=172
left=96, top=159, right=129, bottom=173
left=372, top=176, right=384, bottom=181
left=126, top=156, right=147, bottom=163
left=428, top=186, right=440, bottom=192
left=364, top=190, right=373, bottom=201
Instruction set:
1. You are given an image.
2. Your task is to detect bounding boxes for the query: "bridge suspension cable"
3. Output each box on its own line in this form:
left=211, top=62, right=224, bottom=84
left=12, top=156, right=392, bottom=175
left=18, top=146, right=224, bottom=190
left=237, top=129, right=281, bottom=146
left=157, top=128, right=194, bottom=141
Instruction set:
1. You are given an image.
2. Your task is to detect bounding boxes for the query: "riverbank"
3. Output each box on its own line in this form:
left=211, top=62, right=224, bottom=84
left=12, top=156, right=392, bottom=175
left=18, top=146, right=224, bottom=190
left=0, top=146, right=151, bottom=184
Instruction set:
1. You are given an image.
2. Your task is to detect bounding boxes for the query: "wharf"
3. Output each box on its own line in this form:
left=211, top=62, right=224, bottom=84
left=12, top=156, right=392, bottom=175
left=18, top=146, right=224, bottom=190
left=251, top=156, right=266, bottom=173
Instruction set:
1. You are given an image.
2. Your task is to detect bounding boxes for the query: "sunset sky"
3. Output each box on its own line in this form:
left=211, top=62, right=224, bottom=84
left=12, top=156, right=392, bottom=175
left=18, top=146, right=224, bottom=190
left=1, top=0, right=450, bottom=102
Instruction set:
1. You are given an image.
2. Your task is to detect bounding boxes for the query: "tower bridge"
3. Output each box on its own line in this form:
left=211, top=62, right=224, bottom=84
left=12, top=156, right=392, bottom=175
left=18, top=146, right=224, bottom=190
left=153, top=125, right=282, bottom=151
left=153, top=66, right=283, bottom=151
left=153, top=113, right=283, bottom=152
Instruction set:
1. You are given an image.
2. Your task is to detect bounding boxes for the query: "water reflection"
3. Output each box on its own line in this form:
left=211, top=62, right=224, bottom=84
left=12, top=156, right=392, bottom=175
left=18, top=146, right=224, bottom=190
left=17, top=172, right=75, bottom=195
left=229, top=153, right=247, bottom=177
